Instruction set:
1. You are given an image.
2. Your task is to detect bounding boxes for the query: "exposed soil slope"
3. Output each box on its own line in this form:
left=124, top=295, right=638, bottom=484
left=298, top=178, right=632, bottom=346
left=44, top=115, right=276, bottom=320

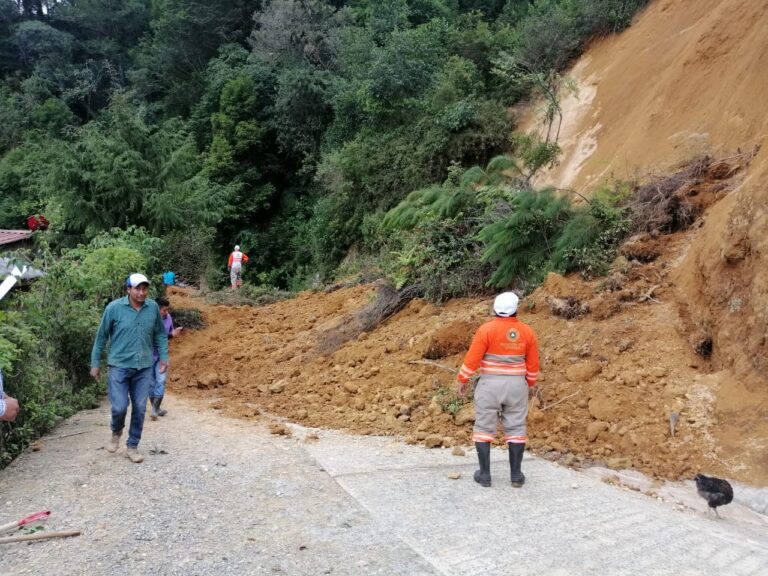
left=523, top=0, right=768, bottom=192
left=515, top=0, right=768, bottom=480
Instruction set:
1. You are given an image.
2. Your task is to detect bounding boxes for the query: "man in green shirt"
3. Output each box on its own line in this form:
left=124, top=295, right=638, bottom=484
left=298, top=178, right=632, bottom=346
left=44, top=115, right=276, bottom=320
left=90, top=273, right=169, bottom=463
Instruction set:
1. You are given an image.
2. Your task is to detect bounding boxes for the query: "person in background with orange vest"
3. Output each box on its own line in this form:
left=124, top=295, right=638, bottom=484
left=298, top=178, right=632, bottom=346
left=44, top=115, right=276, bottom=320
left=457, top=291, right=540, bottom=488
left=227, top=245, right=249, bottom=289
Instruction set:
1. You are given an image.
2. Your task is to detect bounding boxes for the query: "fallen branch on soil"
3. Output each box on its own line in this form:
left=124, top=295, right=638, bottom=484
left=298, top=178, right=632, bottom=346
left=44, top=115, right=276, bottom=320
left=638, top=284, right=661, bottom=304
left=407, top=360, right=458, bottom=373
left=541, top=390, right=581, bottom=411
left=44, top=430, right=89, bottom=441
left=318, top=281, right=423, bottom=355
left=0, top=530, right=81, bottom=544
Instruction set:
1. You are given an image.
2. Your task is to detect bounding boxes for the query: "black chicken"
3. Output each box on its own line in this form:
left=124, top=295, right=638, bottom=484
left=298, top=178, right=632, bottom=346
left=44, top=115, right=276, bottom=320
left=695, top=473, right=733, bottom=517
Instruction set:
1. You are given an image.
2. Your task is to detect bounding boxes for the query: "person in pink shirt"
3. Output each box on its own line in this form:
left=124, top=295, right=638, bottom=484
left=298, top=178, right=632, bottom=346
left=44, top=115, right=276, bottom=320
left=149, top=297, right=182, bottom=420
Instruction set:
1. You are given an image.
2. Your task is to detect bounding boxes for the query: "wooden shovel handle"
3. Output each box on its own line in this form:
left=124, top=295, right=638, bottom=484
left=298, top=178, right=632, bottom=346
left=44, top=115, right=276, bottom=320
left=0, top=530, right=80, bottom=544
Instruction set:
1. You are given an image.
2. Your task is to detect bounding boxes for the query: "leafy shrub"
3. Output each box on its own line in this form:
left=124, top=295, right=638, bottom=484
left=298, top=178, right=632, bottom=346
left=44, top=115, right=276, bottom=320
left=480, top=188, right=573, bottom=287
left=385, top=216, right=489, bottom=302
left=382, top=184, right=472, bottom=230
left=155, top=227, right=216, bottom=287
left=577, top=0, right=650, bottom=35
left=513, top=0, right=649, bottom=73
left=433, top=384, right=471, bottom=416
left=553, top=197, right=630, bottom=278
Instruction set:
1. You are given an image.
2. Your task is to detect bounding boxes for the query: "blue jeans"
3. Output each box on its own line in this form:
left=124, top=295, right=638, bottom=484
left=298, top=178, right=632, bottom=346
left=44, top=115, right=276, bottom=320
left=108, top=366, right=153, bottom=448
left=150, top=359, right=167, bottom=398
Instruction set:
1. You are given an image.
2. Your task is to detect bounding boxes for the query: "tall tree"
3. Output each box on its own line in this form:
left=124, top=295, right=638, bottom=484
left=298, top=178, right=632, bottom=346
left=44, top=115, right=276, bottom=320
left=130, top=0, right=262, bottom=116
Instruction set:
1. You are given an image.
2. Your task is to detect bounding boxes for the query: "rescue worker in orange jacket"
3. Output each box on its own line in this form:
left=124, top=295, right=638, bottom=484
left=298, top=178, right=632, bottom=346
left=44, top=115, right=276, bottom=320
left=457, top=291, right=540, bottom=488
left=227, top=245, right=249, bottom=289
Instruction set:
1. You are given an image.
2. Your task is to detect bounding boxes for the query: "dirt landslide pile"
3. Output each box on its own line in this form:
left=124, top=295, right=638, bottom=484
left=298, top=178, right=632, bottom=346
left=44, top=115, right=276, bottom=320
left=165, top=211, right=758, bottom=490
left=165, top=264, right=718, bottom=483
left=167, top=152, right=768, bottom=486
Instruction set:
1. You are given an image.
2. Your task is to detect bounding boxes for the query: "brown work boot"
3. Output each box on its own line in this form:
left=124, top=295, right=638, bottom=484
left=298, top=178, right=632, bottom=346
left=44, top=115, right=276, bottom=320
left=105, top=432, right=121, bottom=453
left=125, top=447, right=144, bottom=463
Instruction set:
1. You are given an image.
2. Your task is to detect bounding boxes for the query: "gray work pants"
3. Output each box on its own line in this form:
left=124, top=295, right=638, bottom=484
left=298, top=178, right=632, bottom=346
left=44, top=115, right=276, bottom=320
left=472, top=374, right=528, bottom=443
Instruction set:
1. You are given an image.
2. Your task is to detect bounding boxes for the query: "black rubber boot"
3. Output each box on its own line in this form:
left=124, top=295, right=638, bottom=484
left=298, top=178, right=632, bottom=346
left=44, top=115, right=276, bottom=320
left=149, top=397, right=158, bottom=420
left=473, top=442, right=492, bottom=487
left=508, top=443, right=526, bottom=487
left=156, top=395, right=167, bottom=417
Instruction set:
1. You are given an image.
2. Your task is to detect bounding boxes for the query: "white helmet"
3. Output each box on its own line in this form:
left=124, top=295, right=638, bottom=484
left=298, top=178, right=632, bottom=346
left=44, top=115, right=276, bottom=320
left=493, top=292, right=519, bottom=317
left=234, top=245, right=240, bottom=251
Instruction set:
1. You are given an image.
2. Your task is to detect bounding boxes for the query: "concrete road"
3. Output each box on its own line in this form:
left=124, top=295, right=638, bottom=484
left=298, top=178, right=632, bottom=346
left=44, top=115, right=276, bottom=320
left=0, top=398, right=766, bottom=575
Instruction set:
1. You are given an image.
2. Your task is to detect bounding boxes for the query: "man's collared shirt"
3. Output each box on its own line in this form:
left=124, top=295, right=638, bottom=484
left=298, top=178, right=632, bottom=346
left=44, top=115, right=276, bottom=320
left=90, top=296, right=169, bottom=370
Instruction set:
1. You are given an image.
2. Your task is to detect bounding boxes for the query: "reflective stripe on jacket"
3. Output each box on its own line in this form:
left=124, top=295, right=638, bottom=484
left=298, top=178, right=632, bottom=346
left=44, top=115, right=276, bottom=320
left=228, top=251, right=249, bottom=268
left=458, top=316, right=540, bottom=387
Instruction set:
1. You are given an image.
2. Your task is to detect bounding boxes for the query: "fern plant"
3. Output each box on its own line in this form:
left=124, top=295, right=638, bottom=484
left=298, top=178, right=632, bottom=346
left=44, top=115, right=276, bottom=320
left=553, top=197, right=629, bottom=277
left=381, top=184, right=472, bottom=231
left=479, top=187, right=573, bottom=287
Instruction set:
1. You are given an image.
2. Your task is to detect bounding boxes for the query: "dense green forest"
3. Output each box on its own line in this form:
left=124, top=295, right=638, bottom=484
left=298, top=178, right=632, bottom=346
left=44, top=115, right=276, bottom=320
left=0, top=0, right=647, bottom=463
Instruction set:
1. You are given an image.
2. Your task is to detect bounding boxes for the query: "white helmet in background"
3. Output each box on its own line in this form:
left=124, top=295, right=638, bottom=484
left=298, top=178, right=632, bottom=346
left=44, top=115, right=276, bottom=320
left=234, top=245, right=240, bottom=251
left=493, top=292, right=519, bottom=317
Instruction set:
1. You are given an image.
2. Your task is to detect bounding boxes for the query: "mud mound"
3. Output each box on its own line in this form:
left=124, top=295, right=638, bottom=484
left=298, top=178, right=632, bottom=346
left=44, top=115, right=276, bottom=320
left=424, top=320, right=477, bottom=359
left=166, top=233, right=767, bottom=486
left=165, top=149, right=767, bottom=485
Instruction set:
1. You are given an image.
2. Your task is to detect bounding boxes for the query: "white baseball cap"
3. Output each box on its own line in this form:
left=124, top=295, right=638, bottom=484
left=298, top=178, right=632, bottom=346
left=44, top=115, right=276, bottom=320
left=127, top=273, right=150, bottom=287
left=493, top=292, right=519, bottom=316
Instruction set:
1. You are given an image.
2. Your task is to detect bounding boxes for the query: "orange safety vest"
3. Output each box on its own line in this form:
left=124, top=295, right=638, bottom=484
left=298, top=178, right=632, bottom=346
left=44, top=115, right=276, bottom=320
left=458, top=316, right=540, bottom=387
left=228, top=251, right=249, bottom=268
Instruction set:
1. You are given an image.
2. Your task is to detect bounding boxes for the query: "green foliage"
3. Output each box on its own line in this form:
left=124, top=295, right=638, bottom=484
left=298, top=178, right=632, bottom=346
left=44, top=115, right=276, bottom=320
left=510, top=0, right=649, bottom=73
left=428, top=55, right=480, bottom=110
left=272, top=67, right=335, bottom=159
left=509, top=132, right=561, bottom=181
left=368, top=0, right=411, bottom=42
left=0, top=133, right=63, bottom=228
left=54, top=96, right=231, bottom=236
left=0, top=309, right=85, bottom=467
left=249, top=0, right=348, bottom=69
left=155, top=228, right=216, bottom=287
left=433, top=383, right=471, bottom=415
left=480, top=188, right=573, bottom=287
left=30, top=98, right=76, bottom=135
left=553, top=194, right=630, bottom=278
left=364, top=19, right=450, bottom=119
left=382, top=184, right=471, bottom=230
left=130, top=0, right=261, bottom=115
left=11, top=20, right=76, bottom=69
left=384, top=215, right=488, bottom=301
